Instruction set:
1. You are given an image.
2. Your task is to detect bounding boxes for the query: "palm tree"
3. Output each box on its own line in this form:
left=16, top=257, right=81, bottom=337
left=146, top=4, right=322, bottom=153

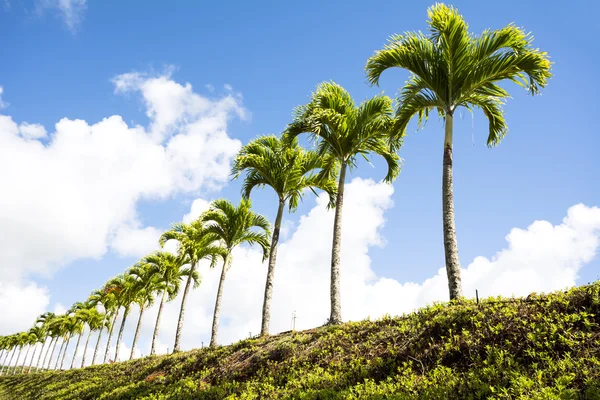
left=77, top=308, right=103, bottom=368
left=107, top=273, right=138, bottom=362
left=35, top=312, right=56, bottom=371
left=60, top=316, right=80, bottom=370
left=136, top=251, right=193, bottom=355
left=46, top=316, right=65, bottom=370
left=365, top=3, right=551, bottom=300
left=88, top=287, right=120, bottom=365
left=12, top=332, right=29, bottom=374
left=285, top=81, right=400, bottom=324
left=69, top=309, right=89, bottom=369
left=201, top=198, right=270, bottom=346
left=0, top=335, right=17, bottom=375
left=232, top=135, right=337, bottom=335
left=160, top=221, right=225, bottom=352
left=25, top=326, right=45, bottom=373
left=91, top=312, right=112, bottom=366
left=127, top=262, right=162, bottom=360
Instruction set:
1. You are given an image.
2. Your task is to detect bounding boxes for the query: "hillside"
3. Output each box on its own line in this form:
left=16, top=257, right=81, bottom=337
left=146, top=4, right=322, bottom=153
left=1, top=282, right=599, bottom=400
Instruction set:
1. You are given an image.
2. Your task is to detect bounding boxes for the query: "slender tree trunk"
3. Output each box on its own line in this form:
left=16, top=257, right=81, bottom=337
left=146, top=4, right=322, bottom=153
left=210, top=254, right=230, bottom=347
left=130, top=305, right=145, bottom=360
left=260, top=199, right=285, bottom=336
left=19, top=345, right=31, bottom=373
left=114, top=307, right=130, bottom=362
left=329, top=161, right=347, bottom=325
left=47, top=338, right=59, bottom=370
left=91, top=328, right=103, bottom=366
left=442, top=112, right=463, bottom=300
left=173, top=261, right=196, bottom=353
left=25, top=343, right=38, bottom=373
left=54, top=339, right=65, bottom=370
left=59, top=335, right=71, bottom=370
left=81, top=329, right=93, bottom=368
left=104, top=309, right=120, bottom=364
left=12, top=346, right=23, bottom=374
left=70, top=332, right=83, bottom=369
left=151, top=290, right=167, bottom=355
left=0, top=350, right=8, bottom=374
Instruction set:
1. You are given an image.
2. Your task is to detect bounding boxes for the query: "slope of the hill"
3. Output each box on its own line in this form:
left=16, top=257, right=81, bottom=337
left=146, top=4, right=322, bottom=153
left=1, top=282, right=600, bottom=399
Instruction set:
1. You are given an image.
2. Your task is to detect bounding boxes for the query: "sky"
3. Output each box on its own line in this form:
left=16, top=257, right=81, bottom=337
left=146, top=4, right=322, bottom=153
left=1, top=0, right=599, bottom=366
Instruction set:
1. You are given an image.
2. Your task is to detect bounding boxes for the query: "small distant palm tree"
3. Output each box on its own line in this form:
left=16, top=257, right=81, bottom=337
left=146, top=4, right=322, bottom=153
left=88, top=287, right=119, bottom=365
left=285, top=81, right=401, bottom=324
left=365, top=3, right=551, bottom=300
left=106, top=274, right=138, bottom=362
left=35, top=312, right=56, bottom=371
left=12, top=332, right=29, bottom=374
left=232, top=134, right=337, bottom=335
left=128, top=262, right=163, bottom=360
left=25, top=326, right=45, bottom=373
left=1, top=335, right=18, bottom=375
left=137, top=251, right=195, bottom=355
left=91, top=312, right=112, bottom=366
left=78, top=308, right=104, bottom=368
left=160, top=221, right=225, bottom=352
left=201, top=198, right=271, bottom=346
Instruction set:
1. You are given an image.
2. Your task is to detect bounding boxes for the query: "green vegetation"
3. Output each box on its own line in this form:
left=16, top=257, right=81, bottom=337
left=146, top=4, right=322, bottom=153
left=2, top=283, right=599, bottom=399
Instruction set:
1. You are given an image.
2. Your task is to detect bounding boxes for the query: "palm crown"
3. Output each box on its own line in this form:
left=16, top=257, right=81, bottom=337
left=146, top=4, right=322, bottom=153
left=365, top=3, right=551, bottom=146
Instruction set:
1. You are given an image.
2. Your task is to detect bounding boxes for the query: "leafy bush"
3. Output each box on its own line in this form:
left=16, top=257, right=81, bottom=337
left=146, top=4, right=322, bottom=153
left=1, top=282, right=599, bottom=399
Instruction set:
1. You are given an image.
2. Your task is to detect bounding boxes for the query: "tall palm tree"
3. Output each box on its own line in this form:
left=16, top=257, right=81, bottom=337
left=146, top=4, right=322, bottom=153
left=77, top=308, right=103, bottom=368
left=160, top=221, right=225, bottom=352
left=136, top=251, right=193, bottom=355
left=25, top=326, right=45, bottom=373
left=365, top=3, right=551, bottom=300
left=107, top=273, right=138, bottom=362
left=285, top=81, right=400, bottom=324
left=91, top=312, right=112, bottom=366
left=60, top=316, right=80, bottom=370
left=12, top=332, right=29, bottom=374
left=46, top=316, right=65, bottom=370
left=232, top=135, right=337, bottom=335
left=127, top=262, right=162, bottom=360
left=69, top=309, right=88, bottom=369
left=88, top=287, right=120, bottom=365
left=18, top=332, right=36, bottom=374
left=35, top=312, right=56, bottom=371
left=201, top=198, right=270, bottom=346
left=1, top=335, right=17, bottom=375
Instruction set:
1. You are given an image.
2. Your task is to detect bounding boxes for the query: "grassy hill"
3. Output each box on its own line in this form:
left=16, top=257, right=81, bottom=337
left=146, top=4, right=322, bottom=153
left=1, top=282, right=599, bottom=399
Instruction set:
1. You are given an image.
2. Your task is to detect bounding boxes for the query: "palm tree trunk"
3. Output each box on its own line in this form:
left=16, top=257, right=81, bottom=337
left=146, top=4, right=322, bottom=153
left=54, top=339, right=65, bottom=370
left=442, top=112, right=463, bottom=300
left=173, top=261, right=196, bottom=353
left=19, top=345, right=31, bottom=373
left=103, top=309, right=120, bottom=364
left=91, top=328, right=103, bottom=366
left=59, top=335, right=71, bottom=370
left=47, top=337, right=59, bottom=369
left=210, top=254, right=230, bottom=347
left=329, top=161, right=346, bottom=325
left=26, top=343, right=38, bottom=373
left=260, top=199, right=285, bottom=336
left=151, top=290, right=167, bottom=356
left=0, top=349, right=8, bottom=373
left=81, top=329, right=93, bottom=368
left=70, top=332, right=83, bottom=369
left=12, top=346, right=23, bottom=374
left=114, top=307, right=130, bottom=362
left=130, top=305, right=145, bottom=360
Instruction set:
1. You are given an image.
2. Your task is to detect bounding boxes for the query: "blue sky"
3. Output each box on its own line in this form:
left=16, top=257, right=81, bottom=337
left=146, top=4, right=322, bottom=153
left=1, top=0, right=599, bottom=355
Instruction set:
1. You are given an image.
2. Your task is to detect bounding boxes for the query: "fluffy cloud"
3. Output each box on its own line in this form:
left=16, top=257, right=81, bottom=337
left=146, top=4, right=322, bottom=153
left=0, top=282, right=50, bottom=335
left=0, top=74, right=244, bottom=284
left=36, top=0, right=87, bottom=32
left=92, top=180, right=600, bottom=360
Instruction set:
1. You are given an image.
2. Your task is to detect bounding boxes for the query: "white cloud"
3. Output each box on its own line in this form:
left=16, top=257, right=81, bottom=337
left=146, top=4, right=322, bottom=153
left=0, top=86, right=6, bottom=109
left=111, top=225, right=163, bottom=258
left=0, top=281, right=49, bottom=335
left=0, top=73, right=244, bottom=291
left=18, top=122, right=47, bottom=139
left=36, top=0, right=87, bottom=32
left=182, top=198, right=211, bottom=223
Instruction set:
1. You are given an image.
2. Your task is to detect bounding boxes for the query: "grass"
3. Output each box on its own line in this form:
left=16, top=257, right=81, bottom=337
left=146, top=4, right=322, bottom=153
left=1, top=282, right=599, bottom=399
